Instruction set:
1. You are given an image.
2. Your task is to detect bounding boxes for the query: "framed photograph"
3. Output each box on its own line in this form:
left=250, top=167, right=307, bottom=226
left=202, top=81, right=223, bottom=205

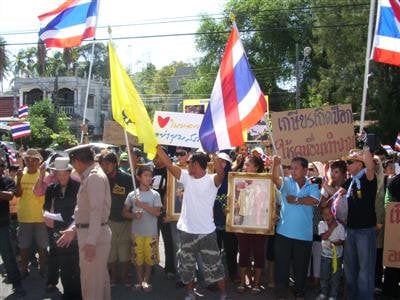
left=226, top=172, right=275, bottom=235
left=166, top=163, right=214, bottom=221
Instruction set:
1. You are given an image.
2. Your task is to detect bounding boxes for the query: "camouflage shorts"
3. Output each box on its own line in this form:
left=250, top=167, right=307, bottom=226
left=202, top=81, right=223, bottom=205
left=177, top=231, right=225, bottom=284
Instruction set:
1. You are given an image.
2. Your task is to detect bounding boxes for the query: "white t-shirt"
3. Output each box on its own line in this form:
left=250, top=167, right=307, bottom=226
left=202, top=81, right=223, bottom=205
left=318, top=221, right=346, bottom=258
left=176, top=171, right=219, bottom=234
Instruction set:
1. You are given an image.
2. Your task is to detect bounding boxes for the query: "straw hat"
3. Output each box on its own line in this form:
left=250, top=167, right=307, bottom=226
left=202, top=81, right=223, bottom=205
left=341, top=149, right=365, bottom=164
left=23, top=149, right=43, bottom=162
left=49, top=157, right=73, bottom=171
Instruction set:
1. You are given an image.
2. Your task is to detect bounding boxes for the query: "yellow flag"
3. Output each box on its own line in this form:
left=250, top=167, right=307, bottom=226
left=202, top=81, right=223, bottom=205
left=108, top=42, right=157, bottom=159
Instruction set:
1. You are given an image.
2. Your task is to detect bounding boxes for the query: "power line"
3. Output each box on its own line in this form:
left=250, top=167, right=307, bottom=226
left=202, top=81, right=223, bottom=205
left=1, top=23, right=368, bottom=47
left=0, top=2, right=369, bottom=36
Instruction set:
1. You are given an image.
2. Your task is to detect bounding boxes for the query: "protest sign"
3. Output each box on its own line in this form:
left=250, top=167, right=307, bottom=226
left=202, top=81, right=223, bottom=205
left=271, top=104, right=355, bottom=164
left=102, top=120, right=138, bottom=146
left=383, top=202, right=400, bottom=268
left=153, top=111, right=203, bottom=148
left=183, top=99, right=209, bottom=114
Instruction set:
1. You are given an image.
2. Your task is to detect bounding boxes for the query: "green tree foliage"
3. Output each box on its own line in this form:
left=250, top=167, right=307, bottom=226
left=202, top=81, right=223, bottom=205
left=28, top=99, right=78, bottom=149
left=0, top=36, right=11, bottom=93
left=11, top=42, right=109, bottom=79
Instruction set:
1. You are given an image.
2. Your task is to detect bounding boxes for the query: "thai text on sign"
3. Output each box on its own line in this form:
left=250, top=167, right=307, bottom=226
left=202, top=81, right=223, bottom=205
left=271, top=104, right=355, bottom=164
left=383, top=202, right=400, bottom=268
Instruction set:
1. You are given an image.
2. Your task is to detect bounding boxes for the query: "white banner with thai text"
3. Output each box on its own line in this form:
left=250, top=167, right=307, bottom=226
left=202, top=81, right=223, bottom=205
left=153, top=111, right=203, bottom=148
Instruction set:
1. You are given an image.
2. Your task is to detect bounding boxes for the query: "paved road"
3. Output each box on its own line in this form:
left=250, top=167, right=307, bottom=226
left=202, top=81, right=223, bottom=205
left=0, top=237, right=321, bottom=299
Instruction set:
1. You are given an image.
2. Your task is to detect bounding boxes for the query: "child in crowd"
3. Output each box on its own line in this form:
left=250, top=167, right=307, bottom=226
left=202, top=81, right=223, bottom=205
left=123, top=166, right=162, bottom=292
left=317, top=206, right=346, bottom=300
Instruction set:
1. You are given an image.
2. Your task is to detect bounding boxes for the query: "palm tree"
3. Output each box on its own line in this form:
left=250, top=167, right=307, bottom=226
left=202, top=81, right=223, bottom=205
left=0, top=37, right=11, bottom=93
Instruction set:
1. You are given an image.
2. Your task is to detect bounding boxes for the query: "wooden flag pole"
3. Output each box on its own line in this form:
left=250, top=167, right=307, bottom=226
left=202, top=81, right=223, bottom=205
left=80, top=0, right=101, bottom=144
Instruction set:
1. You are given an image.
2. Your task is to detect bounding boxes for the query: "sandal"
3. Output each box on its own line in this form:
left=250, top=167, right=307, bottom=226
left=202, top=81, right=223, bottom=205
left=236, top=284, right=246, bottom=293
left=131, top=283, right=142, bottom=291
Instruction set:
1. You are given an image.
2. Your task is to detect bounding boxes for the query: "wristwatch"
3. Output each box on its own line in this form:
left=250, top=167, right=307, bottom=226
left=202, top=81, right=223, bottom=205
left=295, top=197, right=299, bottom=204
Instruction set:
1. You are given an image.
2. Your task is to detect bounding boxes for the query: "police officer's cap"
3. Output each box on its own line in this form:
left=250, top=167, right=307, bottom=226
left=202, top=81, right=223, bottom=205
left=65, top=144, right=94, bottom=159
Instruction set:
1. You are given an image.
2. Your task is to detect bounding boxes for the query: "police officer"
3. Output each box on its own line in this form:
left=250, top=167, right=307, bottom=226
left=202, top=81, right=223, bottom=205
left=57, top=144, right=112, bottom=300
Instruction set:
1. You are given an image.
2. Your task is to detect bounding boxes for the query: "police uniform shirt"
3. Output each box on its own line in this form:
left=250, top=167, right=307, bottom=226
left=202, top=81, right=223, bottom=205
left=74, top=164, right=111, bottom=245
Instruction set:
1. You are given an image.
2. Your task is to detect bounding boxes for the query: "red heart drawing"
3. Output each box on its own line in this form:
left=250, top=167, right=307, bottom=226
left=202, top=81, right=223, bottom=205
left=158, top=116, right=170, bottom=128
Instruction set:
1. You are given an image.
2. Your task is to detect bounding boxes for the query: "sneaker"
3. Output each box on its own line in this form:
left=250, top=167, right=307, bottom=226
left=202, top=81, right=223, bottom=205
left=328, top=297, right=336, bottom=300
left=184, top=292, right=196, bottom=300
left=316, top=293, right=327, bottom=300
left=142, top=282, right=152, bottom=293
left=13, top=285, right=26, bottom=297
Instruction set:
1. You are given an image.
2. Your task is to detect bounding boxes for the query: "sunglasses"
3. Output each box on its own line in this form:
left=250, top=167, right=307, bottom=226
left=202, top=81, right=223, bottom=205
left=346, top=160, right=355, bottom=165
left=265, top=144, right=273, bottom=148
left=176, top=151, right=187, bottom=157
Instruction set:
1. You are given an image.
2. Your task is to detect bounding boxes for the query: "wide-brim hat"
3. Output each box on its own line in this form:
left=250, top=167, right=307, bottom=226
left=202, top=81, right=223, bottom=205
left=49, top=157, right=73, bottom=171
left=341, top=149, right=365, bottom=164
left=23, top=149, right=43, bottom=162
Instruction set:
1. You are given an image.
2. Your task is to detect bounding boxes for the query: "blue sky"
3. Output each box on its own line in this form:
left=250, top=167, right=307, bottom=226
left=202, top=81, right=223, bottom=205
left=0, top=0, right=226, bottom=91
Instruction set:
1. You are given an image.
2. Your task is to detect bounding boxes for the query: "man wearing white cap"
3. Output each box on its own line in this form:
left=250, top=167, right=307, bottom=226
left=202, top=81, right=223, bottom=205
left=57, top=144, right=112, bottom=300
left=43, top=157, right=81, bottom=298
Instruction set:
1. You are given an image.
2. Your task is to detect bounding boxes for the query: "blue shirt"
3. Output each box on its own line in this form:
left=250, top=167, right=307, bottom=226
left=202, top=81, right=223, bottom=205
left=276, top=176, right=320, bottom=241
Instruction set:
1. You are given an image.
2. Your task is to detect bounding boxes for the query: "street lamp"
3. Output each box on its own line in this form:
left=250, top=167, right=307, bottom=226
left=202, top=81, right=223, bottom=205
left=295, top=44, right=312, bottom=109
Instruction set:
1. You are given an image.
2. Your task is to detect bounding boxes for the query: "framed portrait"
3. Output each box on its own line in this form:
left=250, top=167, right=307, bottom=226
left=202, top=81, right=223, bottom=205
left=166, top=163, right=214, bottom=221
left=226, top=172, right=275, bottom=235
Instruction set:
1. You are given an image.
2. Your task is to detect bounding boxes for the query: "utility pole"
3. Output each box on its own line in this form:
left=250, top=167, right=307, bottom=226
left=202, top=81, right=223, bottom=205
left=295, top=43, right=300, bottom=109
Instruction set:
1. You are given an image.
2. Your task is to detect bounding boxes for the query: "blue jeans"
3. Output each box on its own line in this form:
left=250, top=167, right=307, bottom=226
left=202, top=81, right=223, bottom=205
left=320, top=256, right=342, bottom=298
left=344, top=227, right=376, bottom=300
left=0, top=225, right=22, bottom=287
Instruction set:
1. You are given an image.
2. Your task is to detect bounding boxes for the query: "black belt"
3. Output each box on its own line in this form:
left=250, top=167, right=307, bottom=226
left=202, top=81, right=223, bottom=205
left=76, top=222, right=108, bottom=229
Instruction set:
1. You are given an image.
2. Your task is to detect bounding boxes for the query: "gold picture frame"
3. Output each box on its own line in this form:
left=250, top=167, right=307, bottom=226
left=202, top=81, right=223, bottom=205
left=226, top=172, right=275, bottom=235
left=166, top=163, right=215, bottom=222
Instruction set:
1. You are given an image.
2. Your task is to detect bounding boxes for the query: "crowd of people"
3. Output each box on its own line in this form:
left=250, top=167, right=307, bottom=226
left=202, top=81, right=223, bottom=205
left=0, top=137, right=399, bottom=300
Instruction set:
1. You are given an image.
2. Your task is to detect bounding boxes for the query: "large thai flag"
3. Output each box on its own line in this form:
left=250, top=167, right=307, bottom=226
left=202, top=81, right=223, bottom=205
left=10, top=122, right=31, bottom=139
left=199, top=25, right=268, bottom=152
left=38, top=0, right=99, bottom=48
left=372, top=0, right=400, bottom=66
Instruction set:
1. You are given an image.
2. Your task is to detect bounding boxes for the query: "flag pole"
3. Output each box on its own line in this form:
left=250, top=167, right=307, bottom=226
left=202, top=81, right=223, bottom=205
left=108, top=26, right=138, bottom=191
left=359, top=0, right=377, bottom=134
left=80, top=0, right=101, bottom=144
left=124, top=130, right=138, bottom=192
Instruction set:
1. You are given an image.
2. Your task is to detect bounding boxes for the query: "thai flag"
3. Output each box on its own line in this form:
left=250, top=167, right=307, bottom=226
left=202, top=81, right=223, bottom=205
left=372, top=0, right=400, bottom=66
left=395, top=132, right=400, bottom=150
left=10, top=122, right=31, bottom=139
left=382, top=144, right=394, bottom=153
left=18, top=105, right=29, bottom=119
left=199, top=25, right=268, bottom=152
left=38, top=0, right=99, bottom=48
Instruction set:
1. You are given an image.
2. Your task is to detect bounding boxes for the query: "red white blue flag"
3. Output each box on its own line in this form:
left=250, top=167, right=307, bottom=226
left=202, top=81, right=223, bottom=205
left=38, top=0, right=99, bottom=48
left=395, top=132, right=400, bottom=150
left=18, top=105, right=29, bottom=119
left=372, top=0, right=400, bottom=66
left=199, top=25, right=268, bottom=152
left=381, top=144, right=394, bottom=153
left=10, top=122, right=31, bottom=139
